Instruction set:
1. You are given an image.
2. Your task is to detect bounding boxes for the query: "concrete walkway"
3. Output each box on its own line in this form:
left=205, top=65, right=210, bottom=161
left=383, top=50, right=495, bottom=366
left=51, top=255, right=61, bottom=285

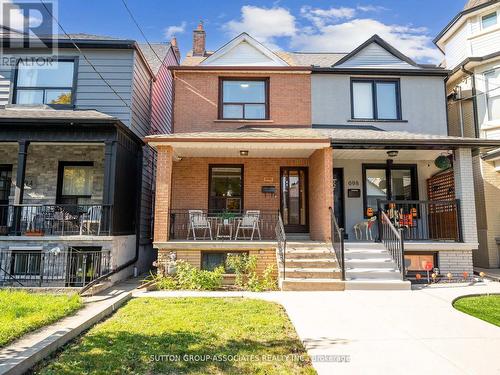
left=137, top=282, right=500, bottom=375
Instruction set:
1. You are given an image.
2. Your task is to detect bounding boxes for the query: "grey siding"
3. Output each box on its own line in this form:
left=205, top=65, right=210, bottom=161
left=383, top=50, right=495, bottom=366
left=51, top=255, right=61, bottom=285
left=151, top=48, right=176, bottom=134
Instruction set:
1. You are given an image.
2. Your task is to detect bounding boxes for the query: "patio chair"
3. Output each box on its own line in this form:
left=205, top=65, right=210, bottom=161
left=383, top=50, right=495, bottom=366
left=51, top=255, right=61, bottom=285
left=234, top=210, right=261, bottom=240
left=80, top=205, right=102, bottom=235
left=187, top=210, right=212, bottom=240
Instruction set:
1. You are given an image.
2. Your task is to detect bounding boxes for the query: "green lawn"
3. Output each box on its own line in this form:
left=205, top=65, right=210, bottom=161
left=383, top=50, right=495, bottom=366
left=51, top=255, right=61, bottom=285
left=0, top=290, right=82, bottom=347
left=38, top=298, right=316, bottom=375
left=453, top=294, right=500, bottom=327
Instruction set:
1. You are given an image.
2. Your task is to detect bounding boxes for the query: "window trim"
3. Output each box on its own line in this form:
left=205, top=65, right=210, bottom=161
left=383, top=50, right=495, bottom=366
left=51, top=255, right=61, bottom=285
left=12, top=57, right=78, bottom=108
left=404, top=251, right=438, bottom=274
left=56, top=161, right=94, bottom=204
left=218, top=77, right=270, bottom=120
left=350, top=78, right=402, bottom=121
left=362, top=163, right=419, bottom=218
left=208, top=164, right=244, bottom=213
left=481, top=11, right=498, bottom=30
left=485, top=68, right=499, bottom=121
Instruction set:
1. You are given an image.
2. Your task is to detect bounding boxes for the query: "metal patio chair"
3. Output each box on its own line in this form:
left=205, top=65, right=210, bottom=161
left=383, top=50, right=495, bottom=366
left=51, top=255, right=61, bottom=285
left=80, top=205, right=102, bottom=235
left=234, top=210, right=261, bottom=240
left=187, top=210, right=213, bottom=240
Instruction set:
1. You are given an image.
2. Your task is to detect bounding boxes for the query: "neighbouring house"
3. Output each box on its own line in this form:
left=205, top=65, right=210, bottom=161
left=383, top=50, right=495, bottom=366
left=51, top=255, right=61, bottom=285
left=435, top=0, right=500, bottom=269
left=148, top=24, right=499, bottom=290
left=0, top=31, right=178, bottom=288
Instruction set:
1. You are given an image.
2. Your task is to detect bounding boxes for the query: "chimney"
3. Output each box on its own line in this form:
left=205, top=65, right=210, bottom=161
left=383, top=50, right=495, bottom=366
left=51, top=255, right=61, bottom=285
left=192, top=21, right=206, bottom=56
left=170, top=37, right=181, bottom=62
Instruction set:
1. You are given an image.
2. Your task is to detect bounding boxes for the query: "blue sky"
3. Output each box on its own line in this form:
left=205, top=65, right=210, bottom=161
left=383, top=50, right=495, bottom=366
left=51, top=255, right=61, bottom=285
left=56, top=0, right=465, bottom=63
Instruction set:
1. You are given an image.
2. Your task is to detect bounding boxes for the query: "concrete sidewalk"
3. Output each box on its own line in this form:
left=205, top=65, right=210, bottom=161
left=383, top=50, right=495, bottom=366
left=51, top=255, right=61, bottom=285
left=138, top=282, right=500, bottom=375
left=0, top=279, right=139, bottom=375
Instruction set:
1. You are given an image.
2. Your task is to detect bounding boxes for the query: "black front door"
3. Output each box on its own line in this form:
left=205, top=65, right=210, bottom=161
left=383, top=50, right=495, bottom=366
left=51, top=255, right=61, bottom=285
left=0, top=165, right=12, bottom=227
left=280, top=167, right=308, bottom=233
left=333, top=168, right=345, bottom=230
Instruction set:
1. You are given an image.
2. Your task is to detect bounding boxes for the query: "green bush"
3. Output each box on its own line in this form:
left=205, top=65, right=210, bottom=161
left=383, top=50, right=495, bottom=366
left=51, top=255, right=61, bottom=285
left=226, top=254, right=278, bottom=291
left=151, top=261, right=224, bottom=291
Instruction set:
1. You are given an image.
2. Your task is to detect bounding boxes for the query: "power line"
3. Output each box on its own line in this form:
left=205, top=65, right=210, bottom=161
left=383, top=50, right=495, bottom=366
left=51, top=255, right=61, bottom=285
left=39, top=0, right=131, bottom=109
left=120, top=0, right=165, bottom=65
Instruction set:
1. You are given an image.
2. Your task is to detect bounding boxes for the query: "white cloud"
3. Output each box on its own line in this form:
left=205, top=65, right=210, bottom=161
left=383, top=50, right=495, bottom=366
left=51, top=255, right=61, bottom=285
left=222, top=5, right=442, bottom=63
left=357, top=5, right=388, bottom=13
left=164, top=21, right=186, bottom=39
left=0, top=0, right=43, bottom=34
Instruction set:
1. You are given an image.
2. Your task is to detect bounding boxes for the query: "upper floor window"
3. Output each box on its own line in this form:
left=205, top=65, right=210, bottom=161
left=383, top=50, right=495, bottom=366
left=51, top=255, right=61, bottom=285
left=485, top=69, right=500, bottom=121
left=481, top=12, right=497, bottom=29
left=220, top=79, right=268, bottom=120
left=351, top=79, right=401, bottom=120
left=14, top=60, right=75, bottom=106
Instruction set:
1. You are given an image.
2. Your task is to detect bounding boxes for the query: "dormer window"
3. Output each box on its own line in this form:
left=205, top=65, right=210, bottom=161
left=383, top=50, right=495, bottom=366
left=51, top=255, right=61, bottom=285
left=14, top=59, right=75, bottom=107
left=351, top=79, right=401, bottom=120
left=481, top=12, right=497, bottom=29
left=219, top=78, right=269, bottom=120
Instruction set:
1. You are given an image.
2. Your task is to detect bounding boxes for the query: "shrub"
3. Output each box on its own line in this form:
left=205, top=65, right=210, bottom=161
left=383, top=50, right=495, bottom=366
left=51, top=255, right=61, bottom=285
left=165, top=260, right=224, bottom=291
left=226, top=254, right=277, bottom=291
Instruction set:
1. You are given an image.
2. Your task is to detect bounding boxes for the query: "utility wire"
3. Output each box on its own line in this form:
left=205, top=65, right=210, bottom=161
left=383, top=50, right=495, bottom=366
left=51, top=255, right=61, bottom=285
left=120, top=0, right=165, bottom=65
left=39, top=0, right=131, bottom=109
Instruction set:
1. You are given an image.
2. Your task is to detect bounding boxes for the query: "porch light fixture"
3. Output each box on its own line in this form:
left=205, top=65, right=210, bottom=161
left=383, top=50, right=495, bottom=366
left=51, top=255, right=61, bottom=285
left=240, top=150, right=249, bottom=156
left=387, top=150, right=399, bottom=158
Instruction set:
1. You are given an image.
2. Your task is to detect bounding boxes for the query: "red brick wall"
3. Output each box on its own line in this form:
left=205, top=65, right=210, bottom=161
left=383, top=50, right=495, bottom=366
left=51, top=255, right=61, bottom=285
left=309, top=148, right=333, bottom=241
left=173, top=71, right=311, bottom=133
left=154, top=146, right=173, bottom=242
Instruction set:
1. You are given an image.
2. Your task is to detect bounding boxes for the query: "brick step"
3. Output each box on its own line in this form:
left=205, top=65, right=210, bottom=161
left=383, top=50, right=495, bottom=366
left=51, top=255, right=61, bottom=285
left=281, top=278, right=345, bottom=291
left=280, top=268, right=341, bottom=279
left=285, top=258, right=338, bottom=268
left=285, top=249, right=334, bottom=260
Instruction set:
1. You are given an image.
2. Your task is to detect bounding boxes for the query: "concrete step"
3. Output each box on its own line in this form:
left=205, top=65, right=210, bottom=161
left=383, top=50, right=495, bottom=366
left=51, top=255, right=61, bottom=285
left=281, top=268, right=341, bottom=279
left=286, top=233, right=311, bottom=241
left=344, top=280, right=411, bottom=290
left=281, top=278, right=345, bottom=291
left=344, top=250, right=393, bottom=260
left=344, top=258, right=395, bottom=268
left=346, top=268, right=402, bottom=280
left=344, top=242, right=386, bottom=250
left=285, top=258, right=338, bottom=268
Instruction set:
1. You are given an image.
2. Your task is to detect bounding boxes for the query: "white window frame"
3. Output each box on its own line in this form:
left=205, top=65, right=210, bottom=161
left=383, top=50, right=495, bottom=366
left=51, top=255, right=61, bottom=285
left=480, top=10, right=498, bottom=30
left=485, top=68, right=500, bottom=122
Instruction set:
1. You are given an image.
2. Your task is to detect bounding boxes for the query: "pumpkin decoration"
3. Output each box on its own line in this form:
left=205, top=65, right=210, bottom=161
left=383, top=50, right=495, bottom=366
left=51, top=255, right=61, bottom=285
left=463, top=271, right=469, bottom=280
left=416, top=273, right=422, bottom=281
left=447, top=272, right=453, bottom=281
left=431, top=273, right=437, bottom=282
left=411, top=207, right=418, bottom=218
left=479, top=271, right=486, bottom=279
left=366, top=207, right=374, bottom=217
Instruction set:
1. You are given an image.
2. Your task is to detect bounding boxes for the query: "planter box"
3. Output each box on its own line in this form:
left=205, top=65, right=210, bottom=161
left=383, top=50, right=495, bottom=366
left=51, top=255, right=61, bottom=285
left=25, top=230, right=44, bottom=236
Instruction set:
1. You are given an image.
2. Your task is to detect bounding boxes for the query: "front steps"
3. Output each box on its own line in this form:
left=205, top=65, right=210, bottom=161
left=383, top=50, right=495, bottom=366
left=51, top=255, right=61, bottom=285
left=279, top=242, right=345, bottom=291
left=344, top=242, right=411, bottom=290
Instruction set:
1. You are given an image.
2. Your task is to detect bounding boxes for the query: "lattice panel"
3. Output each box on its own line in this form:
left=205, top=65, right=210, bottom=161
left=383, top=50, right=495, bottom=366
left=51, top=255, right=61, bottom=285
left=427, top=170, right=455, bottom=201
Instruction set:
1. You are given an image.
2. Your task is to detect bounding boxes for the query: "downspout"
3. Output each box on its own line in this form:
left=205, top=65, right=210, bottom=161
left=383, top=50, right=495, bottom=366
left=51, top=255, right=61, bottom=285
left=461, top=65, right=480, bottom=138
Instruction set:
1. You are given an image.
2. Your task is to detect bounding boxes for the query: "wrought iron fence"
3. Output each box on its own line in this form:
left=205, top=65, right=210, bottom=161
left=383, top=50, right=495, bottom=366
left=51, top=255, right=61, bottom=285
left=0, top=247, right=111, bottom=287
left=379, top=211, right=405, bottom=280
left=0, top=204, right=112, bottom=236
left=330, top=208, right=345, bottom=281
left=275, top=212, right=287, bottom=280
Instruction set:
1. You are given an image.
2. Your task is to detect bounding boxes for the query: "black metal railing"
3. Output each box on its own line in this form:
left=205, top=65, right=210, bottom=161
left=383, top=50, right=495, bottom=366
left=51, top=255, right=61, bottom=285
left=168, top=209, right=280, bottom=240
left=376, top=200, right=462, bottom=242
left=330, top=208, right=345, bottom=281
left=0, top=247, right=111, bottom=287
left=275, top=212, right=286, bottom=280
left=379, top=211, right=405, bottom=280
left=0, top=204, right=112, bottom=236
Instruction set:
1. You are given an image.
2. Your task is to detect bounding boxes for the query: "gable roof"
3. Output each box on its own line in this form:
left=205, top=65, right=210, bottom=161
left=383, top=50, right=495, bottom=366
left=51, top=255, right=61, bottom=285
left=200, top=33, right=289, bottom=66
left=333, top=35, right=420, bottom=69
left=138, top=43, right=173, bottom=75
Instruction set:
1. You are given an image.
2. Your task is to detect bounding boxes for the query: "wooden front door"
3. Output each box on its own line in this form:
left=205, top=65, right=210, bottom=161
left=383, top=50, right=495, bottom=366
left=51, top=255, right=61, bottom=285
left=280, top=167, right=308, bottom=233
left=333, top=168, right=345, bottom=230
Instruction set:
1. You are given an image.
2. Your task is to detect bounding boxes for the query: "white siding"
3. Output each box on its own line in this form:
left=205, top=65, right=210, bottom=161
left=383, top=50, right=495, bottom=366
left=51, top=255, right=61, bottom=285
left=471, top=30, right=500, bottom=56
left=444, top=23, right=469, bottom=69
left=336, top=43, right=418, bottom=69
left=203, top=41, right=281, bottom=66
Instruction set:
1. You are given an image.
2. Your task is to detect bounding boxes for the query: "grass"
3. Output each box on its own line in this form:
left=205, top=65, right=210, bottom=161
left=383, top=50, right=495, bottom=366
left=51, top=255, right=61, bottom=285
left=38, top=298, right=316, bottom=375
left=0, top=290, right=82, bottom=347
left=453, top=294, right=500, bottom=327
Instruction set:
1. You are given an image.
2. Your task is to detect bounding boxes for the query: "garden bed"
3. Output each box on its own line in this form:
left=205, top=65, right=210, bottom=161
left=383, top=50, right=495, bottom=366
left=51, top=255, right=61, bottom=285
left=37, top=298, right=316, bottom=374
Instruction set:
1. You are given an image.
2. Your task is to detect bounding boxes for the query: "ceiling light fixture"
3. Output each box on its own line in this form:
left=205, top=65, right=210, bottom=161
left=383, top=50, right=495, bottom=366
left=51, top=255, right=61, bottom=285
left=240, top=150, right=249, bottom=156
left=387, top=150, right=399, bottom=158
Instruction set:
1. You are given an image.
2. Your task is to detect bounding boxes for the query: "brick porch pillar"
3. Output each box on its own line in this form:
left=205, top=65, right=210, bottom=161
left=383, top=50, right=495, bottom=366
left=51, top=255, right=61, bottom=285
left=309, top=147, right=333, bottom=241
left=454, top=147, right=478, bottom=244
left=154, top=145, right=174, bottom=243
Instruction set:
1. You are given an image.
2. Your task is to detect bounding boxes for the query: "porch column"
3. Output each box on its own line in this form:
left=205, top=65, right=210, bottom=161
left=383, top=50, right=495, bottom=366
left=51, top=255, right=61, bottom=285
left=14, top=140, right=29, bottom=205
left=154, top=145, right=174, bottom=243
left=454, top=148, right=478, bottom=244
left=309, top=147, right=333, bottom=241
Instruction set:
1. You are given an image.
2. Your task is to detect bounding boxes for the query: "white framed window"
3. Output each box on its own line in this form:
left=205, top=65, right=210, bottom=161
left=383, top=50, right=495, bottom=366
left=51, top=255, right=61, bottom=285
left=485, top=69, right=500, bottom=121
left=481, top=11, right=497, bottom=29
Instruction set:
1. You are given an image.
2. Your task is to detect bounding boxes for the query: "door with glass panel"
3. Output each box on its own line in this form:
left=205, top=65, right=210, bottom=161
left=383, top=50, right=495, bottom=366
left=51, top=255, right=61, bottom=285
left=280, top=167, right=308, bottom=233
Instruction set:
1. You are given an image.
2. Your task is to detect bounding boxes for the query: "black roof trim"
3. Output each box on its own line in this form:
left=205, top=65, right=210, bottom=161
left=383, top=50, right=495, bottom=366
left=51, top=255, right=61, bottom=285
left=449, top=51, right=500, bottom=75
left=330, top=138, right=500, bottom=149
left=482, top=148, right=500, bottom=160
left=312, top=67, right=449, bottom=76
left=332, top=35, right=421, bottom=68
left=312, top=124, right=383, bottom=131
left=0, top=37, right=136, bottom=49
left=433, top=0, right=499, bottom=47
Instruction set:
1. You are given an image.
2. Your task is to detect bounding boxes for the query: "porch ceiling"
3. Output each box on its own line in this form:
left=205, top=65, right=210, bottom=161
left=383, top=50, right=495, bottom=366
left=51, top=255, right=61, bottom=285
left=332, top=149, right=444, bottom=161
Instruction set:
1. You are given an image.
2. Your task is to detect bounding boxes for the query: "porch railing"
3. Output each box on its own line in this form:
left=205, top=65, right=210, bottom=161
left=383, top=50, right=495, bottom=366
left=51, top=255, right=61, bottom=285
left=0, top=204, right=112, bottom=236
left=275, top=212, right=286, bottom=280
left=379, top=211, right=405, bottom=280
left=168, top=209, right=280, bottom=240
left=0, top=247, right=111, bottom=287
left=330, top=208, right=345, bottom=281
left=376, top=200, right=462, bottom=242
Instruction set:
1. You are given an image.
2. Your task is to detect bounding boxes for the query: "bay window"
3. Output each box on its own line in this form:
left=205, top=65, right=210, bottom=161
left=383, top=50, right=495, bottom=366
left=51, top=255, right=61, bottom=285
left=351, top=79, right=401, bottom=120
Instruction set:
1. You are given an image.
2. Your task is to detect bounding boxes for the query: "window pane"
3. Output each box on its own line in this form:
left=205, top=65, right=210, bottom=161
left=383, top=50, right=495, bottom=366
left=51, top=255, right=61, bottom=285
left=244, top=104, right=265, bottom=119
left=376, top=82, right=398, bottom=119
left=405, top=254, right=435, bottom=271
left=482, top=12, right=497, bottom=29
left=209, top=167, right=242, bottom=212
left=46, top=89, right=72, bottom=105
left=223, top=104, right=243, bottom=119
left=486, top=69, right=500, bottom=120
left=17, top=61, right=74, bottom=87
left=16, top=89, right=43, bottom=104
left=352, top=82, right=374, bottom=119
left=391, top=169, right=414, bottom=200
left=62, top=166, right=93, bottom=196
left=223, top=81, right=265, bottom=103
left=366, top=169, right=387, bottom=211
left=202, top=253, right=225, bottom=271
